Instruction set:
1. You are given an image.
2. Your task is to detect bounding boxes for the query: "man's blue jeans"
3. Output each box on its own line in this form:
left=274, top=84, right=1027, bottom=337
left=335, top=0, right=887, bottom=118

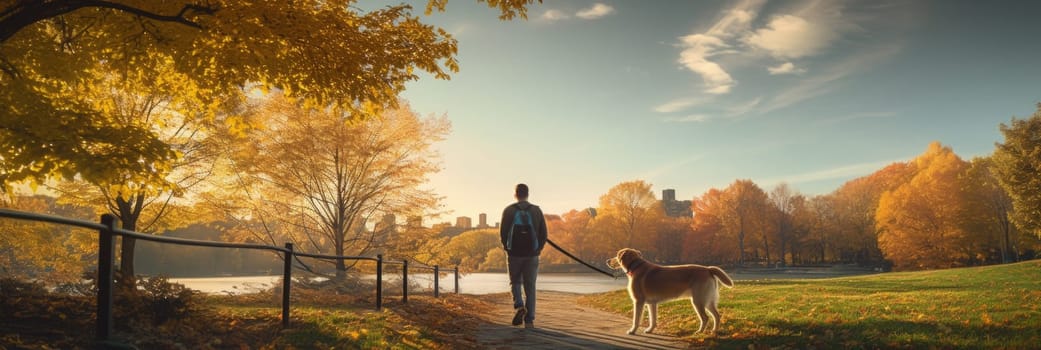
left=508, top=255, right=539, bottom=323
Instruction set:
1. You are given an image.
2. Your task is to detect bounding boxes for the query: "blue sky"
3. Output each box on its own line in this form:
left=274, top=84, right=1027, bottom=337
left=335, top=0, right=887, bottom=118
left=394, top=0, right=1041, bottom=223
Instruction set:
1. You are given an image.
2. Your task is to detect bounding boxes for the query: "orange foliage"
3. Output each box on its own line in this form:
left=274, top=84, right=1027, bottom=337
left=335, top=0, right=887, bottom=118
left=687, top=188, right=730, bottom=263
left=829, top=161, right=915, bottom=263
left=877, top=142, right=973, bottom=269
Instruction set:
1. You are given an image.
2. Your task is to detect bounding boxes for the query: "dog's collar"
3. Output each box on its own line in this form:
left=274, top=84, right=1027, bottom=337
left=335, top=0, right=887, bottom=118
left=624, top=259, right=644, bottom=276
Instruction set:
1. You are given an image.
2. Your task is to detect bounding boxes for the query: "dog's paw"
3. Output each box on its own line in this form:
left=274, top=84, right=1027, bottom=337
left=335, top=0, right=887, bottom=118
left=643, top=327, right=655, bottom=334
left=626, top=328, right=636, bottom=335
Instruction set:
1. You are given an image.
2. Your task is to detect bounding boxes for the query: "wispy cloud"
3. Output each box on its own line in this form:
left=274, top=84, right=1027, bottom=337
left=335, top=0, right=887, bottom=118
left=539, top=4, right=614, bottom=22
left=758, top=158, right=906, bottom=186
left=663, top=114, right=710, bottom=123
left=654, top=96, right=760, bottom=122
left=726, top=97, right=762, bottom=117
left=675, top=0, right=766, bottom=95
left=745, top=14, right=841, bottom=59
left=768, top=62, right=805, bottom=75
left=664, top=1, right=878, bottom=109
left=760, top=44, right=902, bottom=114
left=576, top=3, right=615, bottom=19
left=657, top=1, right=910, bottom=117
left=541, top=9, right=570, bottom=21
left=814, top=111, right=899, bottom=125
left=676, top=35, right=736, bottom=94
left=653, top=97, right=710, bottom=113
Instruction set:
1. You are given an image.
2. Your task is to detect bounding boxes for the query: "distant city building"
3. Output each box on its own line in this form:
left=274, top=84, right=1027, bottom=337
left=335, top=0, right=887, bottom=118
left=375, top=213, right=397, bottom=234
left=382, top=213, right=397, bottom=228
left=353, top=217, right=366, bottom=234
left=434, top=222, right=465, bottom=237
left=407, top=215, right=423, bottom=229
left=478, top=213, right=489, bottom=228
left=455, top=216, right=472, bottom=229
left=661, top=189, right=692, bottom=218
left=373, top=213, right=398, bottom=246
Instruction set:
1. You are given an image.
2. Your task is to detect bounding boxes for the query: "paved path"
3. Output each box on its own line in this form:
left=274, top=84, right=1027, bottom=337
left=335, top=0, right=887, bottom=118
left=473, top=291, right=695, bottom=350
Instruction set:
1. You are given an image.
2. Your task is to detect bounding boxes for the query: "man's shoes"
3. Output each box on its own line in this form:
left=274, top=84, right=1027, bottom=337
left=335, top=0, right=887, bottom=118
left=512, top=307, right=526, bottom=326
left=524, top=322, right=534, bottom=329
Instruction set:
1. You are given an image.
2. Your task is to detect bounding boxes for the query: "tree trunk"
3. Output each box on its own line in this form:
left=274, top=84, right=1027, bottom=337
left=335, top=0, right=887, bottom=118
left=737, top=230, right=745, bottom=266
left=763, top=235, right=771, bottom=266
left=335, top=244, right=347, bottom=278
left=115, top=195, right=142, bottom=287
left=819, top=231, right=826, bottom=263
left=1002, top=218, right=1013, bottom=263
left=119, top=220, right=136, bottom=287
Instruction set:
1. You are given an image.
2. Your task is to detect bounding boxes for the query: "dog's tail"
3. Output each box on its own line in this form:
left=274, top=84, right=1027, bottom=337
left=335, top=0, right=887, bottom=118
left=709, top=266, right=734, bottom=288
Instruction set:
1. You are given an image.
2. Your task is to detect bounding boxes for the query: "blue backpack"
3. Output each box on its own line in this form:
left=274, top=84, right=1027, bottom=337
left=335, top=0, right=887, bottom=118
left=506, top=207, right=539, bottom=255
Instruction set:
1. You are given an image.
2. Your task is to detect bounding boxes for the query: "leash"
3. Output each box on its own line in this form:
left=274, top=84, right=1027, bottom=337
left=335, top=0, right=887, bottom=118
left=546, top=239, right=617, bottom=278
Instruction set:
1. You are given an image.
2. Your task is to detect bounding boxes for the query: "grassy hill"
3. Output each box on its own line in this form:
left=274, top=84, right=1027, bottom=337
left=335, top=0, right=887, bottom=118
left=580, top=260, right=1041, bottom=349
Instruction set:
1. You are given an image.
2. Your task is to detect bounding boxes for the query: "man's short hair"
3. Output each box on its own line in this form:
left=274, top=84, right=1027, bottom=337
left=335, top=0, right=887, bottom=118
left=515, top=183, right=529, bottom=199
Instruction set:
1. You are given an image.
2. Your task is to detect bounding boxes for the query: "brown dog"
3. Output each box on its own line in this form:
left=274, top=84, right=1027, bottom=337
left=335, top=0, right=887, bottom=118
left=606, top=248, right=734, bottom=335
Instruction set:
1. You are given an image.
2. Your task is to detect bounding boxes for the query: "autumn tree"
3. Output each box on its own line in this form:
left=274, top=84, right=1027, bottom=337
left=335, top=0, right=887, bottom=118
left=963, top=156, right=1017, bottom=263
left=687, top=188, right=731, bottom=263
left=46, top=59, right=241, bottom=283
left=877, top=142, right=974, bottom=269
left=769, top=183, right=801, bottom=266
left=431, top=228, right=500, bottom=273
left=0, top=0, right=536, bottom=190
left=541, top=214, right=571, bottom=265
left=0, top=194, right=96, bottom=283
left=992, top=104, right=1041, bottom=240
left=559, top=209, right=596, bottom=260
left=787, top=193, right=813, bottom=264
left=596, top=180, right=664, bottom=254
left=656, top=216, right=691, bottom=264
left=830, top=161, right=914, bottom=264
left=586, top=213, right=623, bottom=263
left=721, top=179, right=770, bottom=265
left=805, top=195, right=839, bottom=263
left=222, top=94, right=448, bottom=277
left=387, top=216, right=443, bottom=265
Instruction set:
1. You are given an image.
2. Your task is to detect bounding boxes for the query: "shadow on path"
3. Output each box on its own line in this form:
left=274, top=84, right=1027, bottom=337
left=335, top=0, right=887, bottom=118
left=474, top=291, right=697, bottom=350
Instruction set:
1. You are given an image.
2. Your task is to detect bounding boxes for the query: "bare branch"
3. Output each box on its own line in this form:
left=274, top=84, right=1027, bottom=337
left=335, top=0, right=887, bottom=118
left=1, top=0, right=217, bottom=43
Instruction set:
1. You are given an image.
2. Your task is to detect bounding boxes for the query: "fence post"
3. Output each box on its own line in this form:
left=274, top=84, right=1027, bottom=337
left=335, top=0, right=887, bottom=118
left=454, top=265, right=459, bottom=294
left=282, top=243, right=293, bottom=328
left=96, top=214, right=116, bottom=342
left=402, top=259, right=409, bottom=304
left=376, top=254, right=383, bottom=310
left=433, top=265, right=440, bottom=298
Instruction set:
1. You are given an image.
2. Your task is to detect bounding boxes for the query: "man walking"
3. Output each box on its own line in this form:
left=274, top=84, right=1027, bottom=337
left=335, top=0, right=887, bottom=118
left=500, top=183, right=548, bottom=329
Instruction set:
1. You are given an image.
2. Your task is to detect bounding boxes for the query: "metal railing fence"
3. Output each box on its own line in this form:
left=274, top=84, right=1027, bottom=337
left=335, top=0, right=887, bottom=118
left=0, top=208, right=459, bottom=342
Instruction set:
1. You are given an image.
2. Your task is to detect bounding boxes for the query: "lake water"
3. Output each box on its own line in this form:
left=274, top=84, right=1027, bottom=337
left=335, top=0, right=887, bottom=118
left=171, top=273, right=628, bottom=295
left=170, top=267, right=877, bottom=296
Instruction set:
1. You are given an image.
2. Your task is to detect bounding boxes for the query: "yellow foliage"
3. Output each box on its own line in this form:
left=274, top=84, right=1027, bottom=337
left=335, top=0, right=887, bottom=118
left=0, top=195, right=96, bottom=283
left=217, top=93, right=450, bottom=267
left=596, top=180, right=664, bottom=251
left=877, top=142, right=974, bottom=269
left=1, top=0, right=534, bottom=188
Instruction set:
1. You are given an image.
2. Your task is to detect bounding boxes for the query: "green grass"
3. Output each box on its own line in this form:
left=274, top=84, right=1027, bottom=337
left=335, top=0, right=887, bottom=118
left=0, top=278, right=486, bottom=349
left=198, top=293, right=487, bottom=350
left=579, top=260, right=1041, bottom=349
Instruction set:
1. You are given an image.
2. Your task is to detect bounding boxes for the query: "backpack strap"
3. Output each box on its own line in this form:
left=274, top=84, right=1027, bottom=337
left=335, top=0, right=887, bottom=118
left=526, top=209, right=538, bottom=252
left=506, top=205, right=521, bottom=250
